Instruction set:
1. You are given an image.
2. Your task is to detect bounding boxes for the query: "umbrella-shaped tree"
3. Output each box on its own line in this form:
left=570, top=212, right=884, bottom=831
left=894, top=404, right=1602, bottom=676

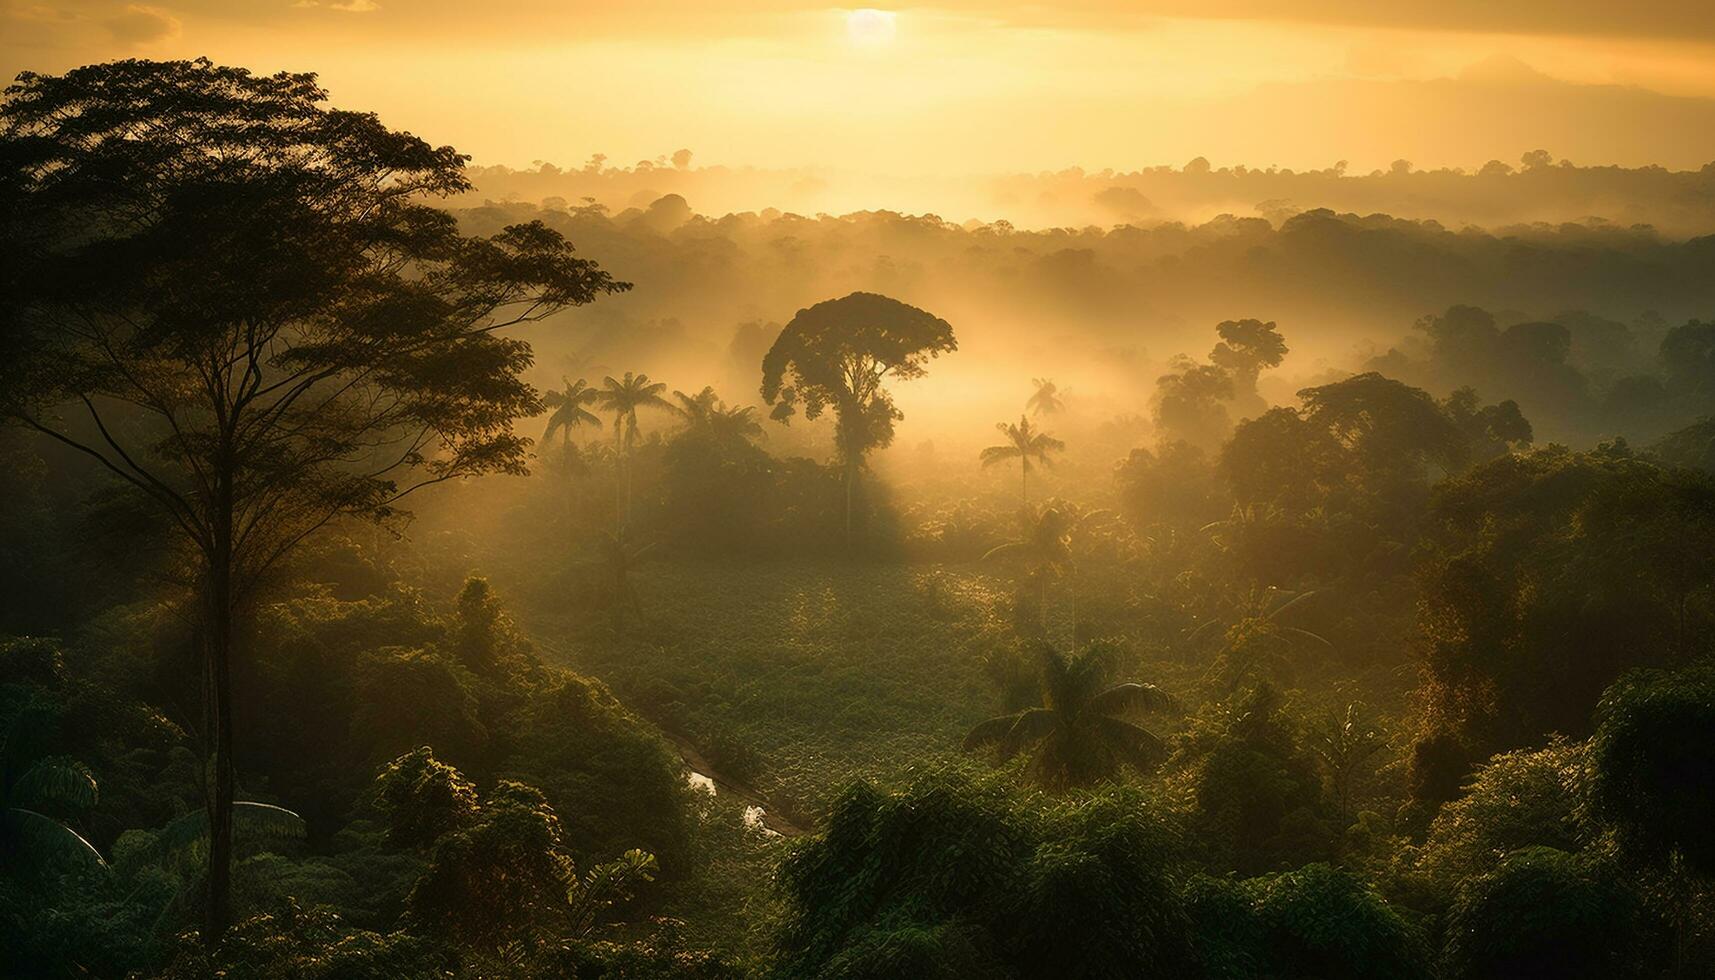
left=980, top=414, right=1065, bottom=506
left=760, top=292, right=956, bottom=546
left=0, top=59, right=627, bottom=940
left=1209, top=318, right=1289, bottom=419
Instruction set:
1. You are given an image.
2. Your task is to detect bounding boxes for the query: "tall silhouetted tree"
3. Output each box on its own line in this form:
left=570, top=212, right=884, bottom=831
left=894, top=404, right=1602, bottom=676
left=760, top=292, right=956, bottom=546
left=592, top=527, right=655, bottom=629
left=1154, top=358, right=1234, bottom=450
left=596, top=371, right=670, bottom=526
left=541, top=377, right=603, bottom=526
left=1209, top=318, right=1288, bottom=419
left=981, top=415, right=1065, bottom=506
left=0, top=59, right=627, bottom=941
left=542, top=378, right=602, bottom=445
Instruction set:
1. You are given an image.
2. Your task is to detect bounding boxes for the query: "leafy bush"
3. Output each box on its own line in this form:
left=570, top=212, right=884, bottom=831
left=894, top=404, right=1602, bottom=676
left=1441, top=847, right=1660, bottom=980
left=1188, top=864, right=1429, bottom=980
left=772, top=771, right=1195, bottom=979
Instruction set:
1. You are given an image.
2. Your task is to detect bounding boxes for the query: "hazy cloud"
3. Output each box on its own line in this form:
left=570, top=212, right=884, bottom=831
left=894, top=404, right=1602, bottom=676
left=293, top=0, right=380, bottom=12
left=103, top=4, right=180, bottom=44
left=959, top=0, right=1715, bottom=42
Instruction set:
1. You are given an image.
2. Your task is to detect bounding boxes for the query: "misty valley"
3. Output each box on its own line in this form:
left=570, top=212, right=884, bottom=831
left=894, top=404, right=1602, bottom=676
left=4, top=49, right=1715, bottom=980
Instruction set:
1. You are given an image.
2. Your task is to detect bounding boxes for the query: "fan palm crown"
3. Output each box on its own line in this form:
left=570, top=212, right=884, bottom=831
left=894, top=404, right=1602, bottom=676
left=542, top=377, right=602, bottom=444
left=1027, top=378, right=1065, bottom=416
left=964, top=643, right=1174, bottom=790
left=673, top=387, right=765, bottom=445
left=596, top=372, right=671, bottom=450
left=1, top=754, right=105, bottom=872
left=980, top=415, right=1065, bottom=505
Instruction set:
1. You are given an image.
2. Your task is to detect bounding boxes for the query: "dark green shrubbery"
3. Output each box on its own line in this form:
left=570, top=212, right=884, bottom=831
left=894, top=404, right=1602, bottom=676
left=1442, top=847, right=1660, bottom=980
left=771, top=770, right=1196, bottom=979
left=1188, top=864, right=1429, bottom=980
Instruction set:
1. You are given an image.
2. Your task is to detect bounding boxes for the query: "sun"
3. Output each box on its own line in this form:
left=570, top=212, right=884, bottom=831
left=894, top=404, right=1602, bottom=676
left=846, top=8, right=897, bottom=47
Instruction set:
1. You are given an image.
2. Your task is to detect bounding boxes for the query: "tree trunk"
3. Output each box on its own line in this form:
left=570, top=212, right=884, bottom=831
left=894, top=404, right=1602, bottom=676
left=845, top=460, right=856, bottom=550
left=615, top=422, right=627, bottom=527
left=1038, top=571, right=1050, bottom=640
left=565, top=451, right=577, bottom=543
left=1021, top=462, right=1028, bottom=508
left=202, top=473, right=237, bottom=945
left=1066, top=571, right=1078, bottom=653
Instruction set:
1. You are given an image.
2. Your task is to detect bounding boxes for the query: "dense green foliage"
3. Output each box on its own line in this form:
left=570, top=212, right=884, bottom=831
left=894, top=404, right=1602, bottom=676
left=772, top=773, right=1195, bottom=980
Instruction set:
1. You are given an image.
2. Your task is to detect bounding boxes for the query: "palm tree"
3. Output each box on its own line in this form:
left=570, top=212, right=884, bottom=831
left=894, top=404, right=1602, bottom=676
left=1307, top=702, right=1386, bottom=818
left=542, top=377, right=604, bottom=528
left=1027, top=378, right=1065, bottom=416
left=566, top=848, right=659, bottom=939
left=593, top=527, right=656, bottom=628
left=542, top=377, right=602, bottom=445
left=983, top=503, right=1111, bottom=649
left=964, top=643, right=1174, bottom=790
left=673, top=387, right=765, bottom=445
left=980, top=415, right=1065, bottom=506
left=672, top=386, right=721, bottom=425
left=595, top=372, right=671, bottom=525
left=1181, top=585, right=1332, bottom=653
left=705, top=404, right=764, bottom=444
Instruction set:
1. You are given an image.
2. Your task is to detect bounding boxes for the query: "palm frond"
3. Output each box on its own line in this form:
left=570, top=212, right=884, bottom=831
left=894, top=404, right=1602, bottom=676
left=997, top=708, right=1057, bottom=759
left=979, top=445, right=1020, bottom=467
left=980, top=541, right=1034, bottom=561
left=1074, top=507, right=1116, bottom=528
left=1095, top=716, right=1167, bottom=773
left=1032, top=434, right=1067, bottom=455
left=11, top=757, right=98, bottom=811
left=154, top=801, right=306, bottom=858
left=1263, top=589, right=1320, bottom=622
left=962, top=714, right=1023, bottom=752
left=964, top=708, right=1055, bottom=760
left=1182, top=619, right=1226, bottom=646
left=1088, top=682, right=1177, bottom=717
left=5, top=807, right=107, bottom=871
left=1277, top=626, right=1334, bottom=652
left=567, top=848, right=659, bottom=937
left=543, top=405, right=601, bottom=443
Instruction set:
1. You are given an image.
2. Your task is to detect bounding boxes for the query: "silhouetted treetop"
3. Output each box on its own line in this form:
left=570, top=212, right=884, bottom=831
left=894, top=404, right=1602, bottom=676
left=0, top=56, right=629, bottom=944
left=760, top=291, right=956, bottom=427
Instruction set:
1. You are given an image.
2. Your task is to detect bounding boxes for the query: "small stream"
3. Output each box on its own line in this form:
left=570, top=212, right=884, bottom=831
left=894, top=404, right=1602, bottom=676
left=684, top=769, right=780, bottom=837
left=669, top=732, right=805, bottom=837
left=517, top=628, right=805, bottom=838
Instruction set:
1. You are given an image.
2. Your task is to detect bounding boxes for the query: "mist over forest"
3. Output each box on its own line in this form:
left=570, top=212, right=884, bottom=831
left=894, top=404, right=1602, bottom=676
left=6, top=22, right=1715, bottom=980
left=463, top=153, right=1715, bottom=237
left=454, top=187, right=1715, bottom=458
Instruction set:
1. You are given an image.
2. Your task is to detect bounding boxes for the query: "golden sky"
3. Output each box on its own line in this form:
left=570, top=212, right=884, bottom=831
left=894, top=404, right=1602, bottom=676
left=7, top=1, right=1715, bottom=174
